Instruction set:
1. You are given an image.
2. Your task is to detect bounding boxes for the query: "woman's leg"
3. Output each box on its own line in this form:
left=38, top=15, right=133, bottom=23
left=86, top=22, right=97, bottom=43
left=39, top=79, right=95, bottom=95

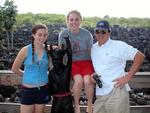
left=34, top=104, right=45, bottom=113
left=20, top=104, right=34, bottom=113
left=72, top=74, right=83, bottom=113
left=84, top=75, right=94, bottom=113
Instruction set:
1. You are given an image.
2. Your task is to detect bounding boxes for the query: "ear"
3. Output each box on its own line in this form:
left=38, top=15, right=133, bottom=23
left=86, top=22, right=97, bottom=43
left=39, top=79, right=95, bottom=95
left=50, top=44, right=53, bottom=50
left=32, top=34, right=34, bottom=37
left=61, top=44, right=64, bottom=50
left=63, top=34, right=69, bottom=39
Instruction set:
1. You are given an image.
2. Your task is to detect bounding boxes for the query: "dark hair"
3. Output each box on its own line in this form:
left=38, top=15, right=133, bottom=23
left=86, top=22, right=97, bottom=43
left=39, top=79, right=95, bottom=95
left=31, top=24, right=48, bottom=63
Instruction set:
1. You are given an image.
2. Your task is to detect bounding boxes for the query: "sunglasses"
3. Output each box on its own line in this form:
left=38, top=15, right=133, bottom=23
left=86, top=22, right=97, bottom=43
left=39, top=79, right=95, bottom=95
left=94, top=30, right=107, bottom=34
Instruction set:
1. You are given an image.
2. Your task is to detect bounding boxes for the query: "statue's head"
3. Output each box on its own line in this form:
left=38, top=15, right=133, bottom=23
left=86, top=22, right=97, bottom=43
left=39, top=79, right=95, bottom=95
left=48, top=45, right=66, bottom=68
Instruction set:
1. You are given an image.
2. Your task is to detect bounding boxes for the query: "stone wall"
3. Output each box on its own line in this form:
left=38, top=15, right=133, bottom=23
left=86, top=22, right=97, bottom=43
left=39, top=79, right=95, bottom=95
left=0, top=24, right=150, bottom=71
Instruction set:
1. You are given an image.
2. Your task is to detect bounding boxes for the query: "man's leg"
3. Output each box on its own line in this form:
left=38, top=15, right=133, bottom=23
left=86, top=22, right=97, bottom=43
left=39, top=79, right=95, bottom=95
left=105, top=87, right=130, bottom=113
left=93, top=96, right=107, bottom=113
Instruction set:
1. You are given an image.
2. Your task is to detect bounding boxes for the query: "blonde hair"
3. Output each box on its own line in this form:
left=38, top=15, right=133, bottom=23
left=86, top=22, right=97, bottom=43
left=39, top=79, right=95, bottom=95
left=66, top=10, right=82, bottom=22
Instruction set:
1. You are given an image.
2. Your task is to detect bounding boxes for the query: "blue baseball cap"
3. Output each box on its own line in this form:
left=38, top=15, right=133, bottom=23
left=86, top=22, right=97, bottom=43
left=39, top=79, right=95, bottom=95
left=94, top=20, right=111, bottom=31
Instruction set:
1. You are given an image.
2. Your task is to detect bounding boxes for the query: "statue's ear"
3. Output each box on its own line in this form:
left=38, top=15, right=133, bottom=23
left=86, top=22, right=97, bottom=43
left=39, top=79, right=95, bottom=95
left=63, top=34, right=69, bottom=39
left=61, top=44, right=64, bottom=50
left=50, top=44, right=53, bottom=50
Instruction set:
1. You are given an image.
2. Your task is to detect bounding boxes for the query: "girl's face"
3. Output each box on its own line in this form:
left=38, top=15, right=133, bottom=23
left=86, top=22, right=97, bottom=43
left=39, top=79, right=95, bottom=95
left=67, top=13, right=81, bottom=32
left=33, top=28, right=48, bottom=45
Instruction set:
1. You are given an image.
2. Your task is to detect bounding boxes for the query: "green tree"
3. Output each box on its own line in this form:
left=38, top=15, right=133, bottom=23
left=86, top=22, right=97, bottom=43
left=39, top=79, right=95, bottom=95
left=2, top=0, right=17, bottom=50
left=0, top=6, right=4, bottom=50
left=0, top=6, right=3, bottom=32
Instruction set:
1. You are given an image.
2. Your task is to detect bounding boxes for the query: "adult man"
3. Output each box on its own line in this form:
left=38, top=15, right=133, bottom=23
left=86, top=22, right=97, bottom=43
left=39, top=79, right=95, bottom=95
left=91, top=20, right=145, bottom=113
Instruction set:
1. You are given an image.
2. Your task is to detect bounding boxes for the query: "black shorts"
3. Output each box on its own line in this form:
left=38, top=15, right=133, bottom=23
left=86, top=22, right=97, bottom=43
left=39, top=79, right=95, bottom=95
left=21, top=85, right=50, bottom=105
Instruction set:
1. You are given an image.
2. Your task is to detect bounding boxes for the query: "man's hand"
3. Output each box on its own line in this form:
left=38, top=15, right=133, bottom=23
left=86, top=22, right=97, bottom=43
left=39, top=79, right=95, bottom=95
left=113, top=74, right=131, bottom=88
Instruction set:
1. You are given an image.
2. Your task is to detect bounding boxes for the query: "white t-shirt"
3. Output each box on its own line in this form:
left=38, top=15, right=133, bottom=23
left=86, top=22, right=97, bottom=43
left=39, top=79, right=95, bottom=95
left=91, top=38, right=138, bottom=95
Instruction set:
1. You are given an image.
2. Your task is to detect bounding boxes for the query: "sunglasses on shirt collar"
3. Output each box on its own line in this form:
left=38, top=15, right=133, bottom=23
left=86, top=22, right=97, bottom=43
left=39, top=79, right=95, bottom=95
left=94, top=30, right=108, bottom=34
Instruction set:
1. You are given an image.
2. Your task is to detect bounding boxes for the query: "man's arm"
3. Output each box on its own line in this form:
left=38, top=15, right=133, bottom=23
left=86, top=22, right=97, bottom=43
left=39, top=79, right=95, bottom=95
left=127, top=51, right=145, bottom=78
left=114, top=51, right=145, bottom=88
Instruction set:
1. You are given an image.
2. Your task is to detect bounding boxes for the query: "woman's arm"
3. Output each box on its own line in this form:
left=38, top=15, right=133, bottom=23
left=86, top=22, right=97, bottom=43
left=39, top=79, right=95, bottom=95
left=11, top=46, right=27, bottom=76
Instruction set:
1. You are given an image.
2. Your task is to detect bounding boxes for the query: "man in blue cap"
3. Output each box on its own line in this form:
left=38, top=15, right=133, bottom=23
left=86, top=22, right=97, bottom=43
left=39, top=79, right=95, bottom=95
left=94, top=20, right=111, bottom=32
left=91, top=20, right=145, bottom=113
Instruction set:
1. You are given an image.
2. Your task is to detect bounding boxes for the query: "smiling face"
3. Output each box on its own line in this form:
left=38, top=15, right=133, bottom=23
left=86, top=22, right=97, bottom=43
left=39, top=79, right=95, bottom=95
left=94, top=30, right=111, bottom=45
left=33, top=28, right=48, bottom=46
left=66, top=10, right=82, bottom=33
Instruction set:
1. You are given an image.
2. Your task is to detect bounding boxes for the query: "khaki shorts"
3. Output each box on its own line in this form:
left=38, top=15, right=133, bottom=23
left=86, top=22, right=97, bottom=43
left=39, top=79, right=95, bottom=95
left=93, top=87, right=130, bottom=113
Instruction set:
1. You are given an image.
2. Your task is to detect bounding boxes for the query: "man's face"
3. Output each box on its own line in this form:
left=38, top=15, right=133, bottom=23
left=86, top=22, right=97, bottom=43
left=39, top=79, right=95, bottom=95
left=94, top=29, right=110, bottom=44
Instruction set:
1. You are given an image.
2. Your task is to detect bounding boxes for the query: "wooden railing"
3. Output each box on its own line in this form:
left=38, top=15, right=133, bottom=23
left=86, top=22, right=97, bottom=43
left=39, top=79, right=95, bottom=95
left=0, top=70, right=150, bottom=113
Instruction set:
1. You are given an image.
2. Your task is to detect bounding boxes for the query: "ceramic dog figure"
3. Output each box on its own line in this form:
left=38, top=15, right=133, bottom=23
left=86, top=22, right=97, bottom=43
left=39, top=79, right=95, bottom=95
left=48, top=35, right=74, bottom=113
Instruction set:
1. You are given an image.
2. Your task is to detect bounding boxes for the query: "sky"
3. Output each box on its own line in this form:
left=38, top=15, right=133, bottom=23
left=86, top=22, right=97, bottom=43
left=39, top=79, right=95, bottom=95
left=0, top=0, right=150, bottom=18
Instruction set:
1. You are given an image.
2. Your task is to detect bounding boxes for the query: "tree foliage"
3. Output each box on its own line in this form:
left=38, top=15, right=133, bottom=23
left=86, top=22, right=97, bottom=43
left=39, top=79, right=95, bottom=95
left=1, top=0, right=17, bottom=50
left=0, top=6, right=4, bottom=32
left=14, top=13, right=150, bottom=28
left=3, top=0, right=17, bottom=31
left=16, top=13, right=65, bottom=26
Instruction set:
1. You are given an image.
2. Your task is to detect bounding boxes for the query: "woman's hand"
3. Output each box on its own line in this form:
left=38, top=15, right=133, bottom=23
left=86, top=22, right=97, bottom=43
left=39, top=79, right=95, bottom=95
left=90, top=73, right=96, bottom=84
